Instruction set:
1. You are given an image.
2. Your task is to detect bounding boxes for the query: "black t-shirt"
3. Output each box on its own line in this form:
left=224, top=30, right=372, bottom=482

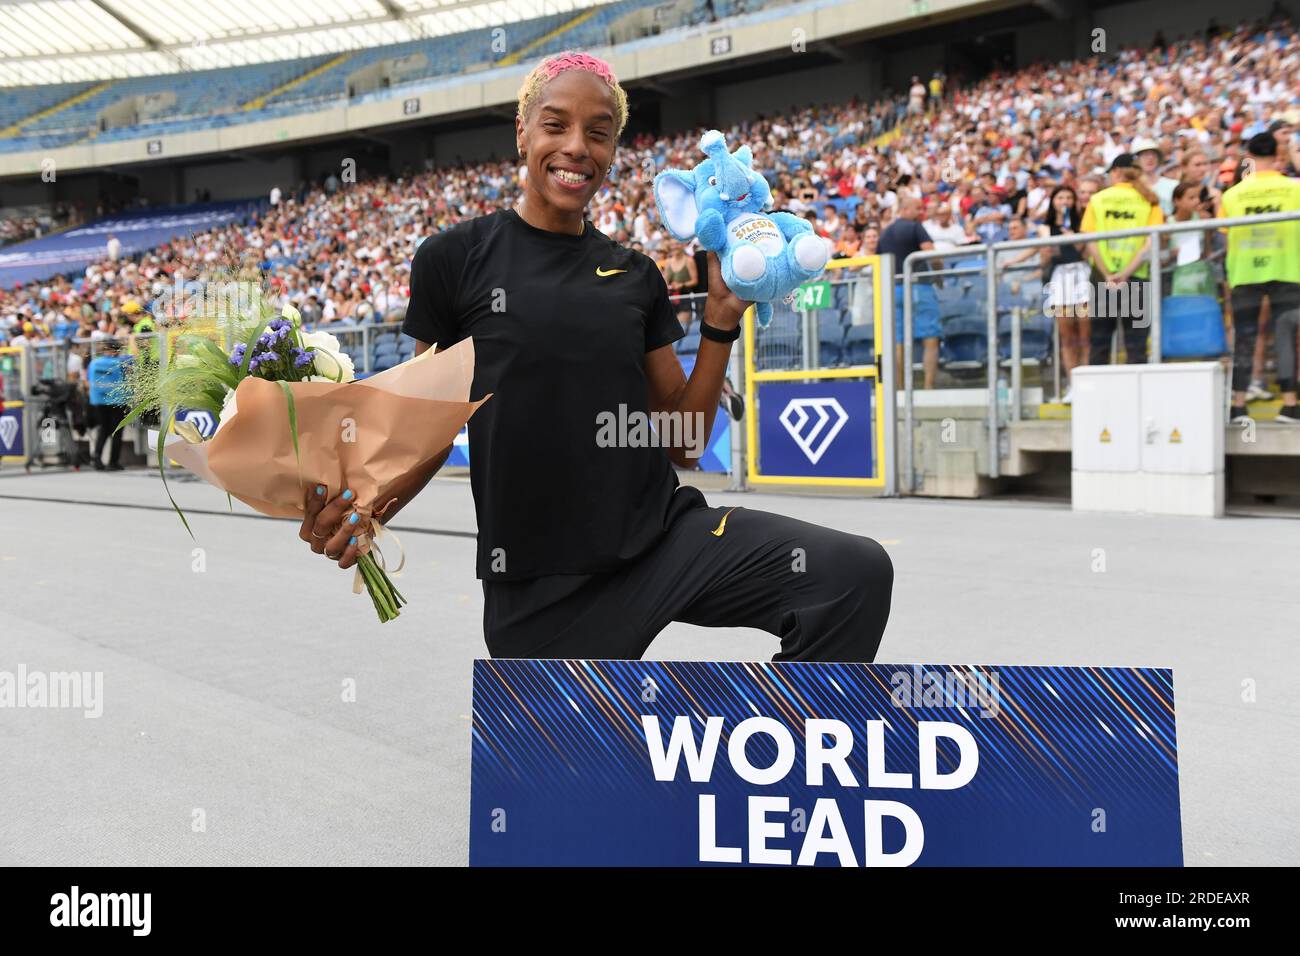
left=877, top=218, right=932, bottom=276
left=402, top=208, right=686, bottom=580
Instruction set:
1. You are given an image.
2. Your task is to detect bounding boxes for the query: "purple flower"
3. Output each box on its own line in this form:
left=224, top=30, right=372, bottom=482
left=229, top=343, right=247, bottom=365
left=248, top=357, right=260, bottom=371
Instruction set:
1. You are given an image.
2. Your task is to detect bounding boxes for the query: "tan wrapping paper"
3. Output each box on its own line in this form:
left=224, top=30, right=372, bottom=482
left=162, top=338, right=488, bottom=530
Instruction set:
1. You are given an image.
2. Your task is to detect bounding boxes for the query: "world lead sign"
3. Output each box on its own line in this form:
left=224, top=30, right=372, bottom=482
left=469, top=660, right=1182, bottom=866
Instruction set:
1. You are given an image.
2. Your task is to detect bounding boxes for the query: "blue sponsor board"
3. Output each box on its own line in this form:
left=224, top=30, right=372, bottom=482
left=176, top=408, right=218, bottom=439
left=470, top=660, right=1182, bottom=867
left=757, top=379, right=873, bottom=479
left=0, top=200, right=259, bottom=287
left=0, top=405, right=23, bottom=457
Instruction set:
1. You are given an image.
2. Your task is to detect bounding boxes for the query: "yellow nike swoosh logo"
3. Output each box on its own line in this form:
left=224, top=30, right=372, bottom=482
left=596, top=267, right=627, bottom=277
left=711, top=508, right=737, bottom=537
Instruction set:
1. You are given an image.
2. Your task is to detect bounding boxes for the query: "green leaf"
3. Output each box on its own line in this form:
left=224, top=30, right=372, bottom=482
left=176, top=335, right=240, bottom=388
left=277, top=379, right=303, bottom=482
left=114, top=401, right=151, bottom=435
left=156, top=414, right=194, bottom=540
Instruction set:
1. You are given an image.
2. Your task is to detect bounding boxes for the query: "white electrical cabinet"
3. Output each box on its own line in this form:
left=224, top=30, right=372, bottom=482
left=1071, top=362, right=1224, bottom=517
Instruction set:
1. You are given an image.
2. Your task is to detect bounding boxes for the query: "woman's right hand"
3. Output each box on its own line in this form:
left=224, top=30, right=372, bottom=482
left=300, top=482, right=365, bottom=570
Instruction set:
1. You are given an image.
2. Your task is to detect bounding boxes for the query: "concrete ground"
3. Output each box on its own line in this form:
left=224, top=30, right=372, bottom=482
left=0, top=465, right=1296, bottom=866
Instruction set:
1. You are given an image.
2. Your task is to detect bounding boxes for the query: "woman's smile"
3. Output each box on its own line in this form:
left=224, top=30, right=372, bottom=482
left=549, top=165, right=593, bottom=191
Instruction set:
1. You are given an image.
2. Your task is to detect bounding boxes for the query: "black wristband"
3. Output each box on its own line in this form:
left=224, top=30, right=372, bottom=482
left=698, top=318, right=740, bottom=343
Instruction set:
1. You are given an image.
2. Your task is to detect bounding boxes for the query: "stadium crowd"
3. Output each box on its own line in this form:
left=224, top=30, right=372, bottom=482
left=2, top=12, right=1298, bottom=415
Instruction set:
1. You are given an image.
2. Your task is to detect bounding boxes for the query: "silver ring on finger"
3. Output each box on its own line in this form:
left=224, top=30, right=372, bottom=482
left=311, top=528, right=328, bottom=539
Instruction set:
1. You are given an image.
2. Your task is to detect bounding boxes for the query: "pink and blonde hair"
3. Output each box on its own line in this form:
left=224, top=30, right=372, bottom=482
left=516, top=50, right=628, bottom=138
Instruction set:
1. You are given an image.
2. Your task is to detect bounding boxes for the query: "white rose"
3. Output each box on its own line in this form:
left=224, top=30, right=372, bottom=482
left=300, top=329, right=356, bottom=382
left=282, top=303, right=302, bottom=326
left=216, top=388, right=238, bottom=433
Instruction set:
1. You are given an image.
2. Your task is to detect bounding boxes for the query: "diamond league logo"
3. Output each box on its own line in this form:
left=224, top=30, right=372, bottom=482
left=0, top=415, right=17, bottom=451
left=779, top=397, right=848, bottom=465
left=179, top=409, right=216, bottom=438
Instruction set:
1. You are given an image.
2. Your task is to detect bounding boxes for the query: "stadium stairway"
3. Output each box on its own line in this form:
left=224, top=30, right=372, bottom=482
left=497, top=7, right=602, bottom=67
left=0, top=80, right=111, bottom=138
left=242, top=53, right=353, bottom=112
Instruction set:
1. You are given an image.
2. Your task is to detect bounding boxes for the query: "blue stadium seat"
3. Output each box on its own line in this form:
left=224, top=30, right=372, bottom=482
left=940, top=315, right=989, bottom=370
left=677, top=332, right=701, bottom=356
left=1161, top=295, right=1227, bottom=359
left=818, top=316, right=845, bottom=366
left=843, top=325, right=874, bottom=366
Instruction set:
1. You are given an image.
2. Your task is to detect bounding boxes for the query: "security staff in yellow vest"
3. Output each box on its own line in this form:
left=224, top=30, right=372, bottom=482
left=1081, top=153, right=1165, bottom=365
left=126, top=308, right=160, bottom=364
left=1221, top=132, right=1300, bottom=424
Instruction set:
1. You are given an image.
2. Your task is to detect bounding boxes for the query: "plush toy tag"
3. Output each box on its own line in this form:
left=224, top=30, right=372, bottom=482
left=727, top=213, right=783, bottom=256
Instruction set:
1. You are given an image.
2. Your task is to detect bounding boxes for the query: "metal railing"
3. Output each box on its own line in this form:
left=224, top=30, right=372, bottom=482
left=8, top=319, right=419, bottom=465
left=901, top=209, right=1300, bottom=492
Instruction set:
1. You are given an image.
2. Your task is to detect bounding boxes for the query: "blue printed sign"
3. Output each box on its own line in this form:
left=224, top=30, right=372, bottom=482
left=757, top=379, right=873, bottom=479
left=0, top=405, right=23, bottom=457
left=470, top=661, right=1182, bottom=866
left=0, top=201, right=257, bottom=287
left=176, top=408, right=218, bottom=439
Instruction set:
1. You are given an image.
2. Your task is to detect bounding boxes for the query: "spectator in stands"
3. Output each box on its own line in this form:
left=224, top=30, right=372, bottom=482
left=1134, top=138, right=1180, bottom=216
left=968, top=185, right=1012, bottom=245
left=908, top=76, right=926, bottom=117
left=924, top=201, right=967, bottom=251
left=928, top=72, right=944, bottom=109
left=860, top=224, right=880, bottom=257
left=87, top=339, right=130, bottom=471
left=880, top=195, right=939, bottom=389
left=1163, top=181, right=1213, bottom=282
left=1076, top=175, right=1103, bottom=213
left=996, top=218, right=1041, bottom=293
left=820, top=204, right=842, bottom=239
left=105, top=233, right=121, bottom=262
left=1039, top=185, right=1090, bottom=403
left=660, top=242, right=698, bottom=330
left=833, top=225, right=862, bottom=259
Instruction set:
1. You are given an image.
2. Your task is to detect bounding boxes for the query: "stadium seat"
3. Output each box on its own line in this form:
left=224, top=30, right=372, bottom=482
left=1160, top=295, right=1227, bottom=359
left=818, top=317, right=845, bottom=366
left=940, top=315, right=989, bottom=371
left=843, top=325, right=874, bottom=367
left=677, top=332, right=701, bottom=356
left=997, top=309, right=1052, bottom=365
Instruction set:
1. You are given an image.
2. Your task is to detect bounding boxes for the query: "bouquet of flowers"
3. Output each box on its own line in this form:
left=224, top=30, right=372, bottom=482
left=116, top=281, right=487, bottom=622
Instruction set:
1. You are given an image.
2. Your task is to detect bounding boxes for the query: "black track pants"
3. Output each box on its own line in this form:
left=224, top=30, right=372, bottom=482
left=482, top=485, right=893, bottom=662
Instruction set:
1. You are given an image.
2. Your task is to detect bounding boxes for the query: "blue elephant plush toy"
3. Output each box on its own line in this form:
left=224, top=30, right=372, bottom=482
left=653, top=129, right=830, bottom=327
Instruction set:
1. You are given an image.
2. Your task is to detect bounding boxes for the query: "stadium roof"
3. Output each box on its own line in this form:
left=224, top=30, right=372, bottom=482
left=0, top=0, right=621, bottom=86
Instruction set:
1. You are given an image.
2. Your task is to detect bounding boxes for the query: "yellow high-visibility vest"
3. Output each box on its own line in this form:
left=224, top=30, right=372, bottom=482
left=1220, top=171, right=1300, bottom=286
left=1082, top=183, right=1163, bottom=278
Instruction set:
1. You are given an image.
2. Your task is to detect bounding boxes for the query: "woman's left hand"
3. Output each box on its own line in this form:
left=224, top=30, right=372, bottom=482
left=703, top=251, right=750, bottom=330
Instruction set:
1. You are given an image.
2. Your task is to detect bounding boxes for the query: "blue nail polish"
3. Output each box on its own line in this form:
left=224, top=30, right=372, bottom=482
left=342, top=489, right=354, bottom=501
left=349, top=536, right=356, bottom=546
left=315, top=485, right=325, bottom=496
left=349, top=513, right=359, bottom=524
